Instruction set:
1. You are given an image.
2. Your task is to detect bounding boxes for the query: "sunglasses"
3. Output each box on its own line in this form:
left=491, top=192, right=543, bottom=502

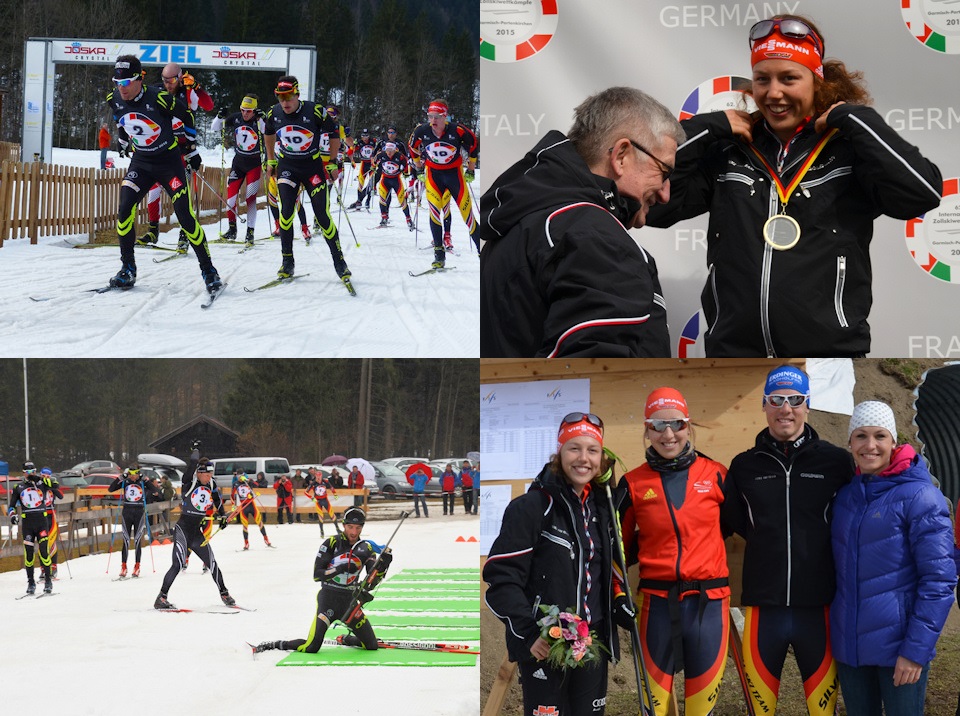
left=113, top=76, right=140, bottom=87
left=749, top=18, right=823, bottom=57
left=645, top=418, right=690, bottom=433
left=276, top=92, right=297, bottom=101
left=765, top=394, right=808, bottom=408
left=561, top=412, right=604, bottom=430
left=427, top=113, right=446, bottom=119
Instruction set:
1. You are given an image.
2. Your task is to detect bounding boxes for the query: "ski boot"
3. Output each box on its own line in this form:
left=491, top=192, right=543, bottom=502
left=133, top=563, right=140, bottom=578
left=406, top=217, right=414, bottom=231
left=154, top=593, right=175, bottom=610
left=333, top=256, right=351, bottom=280
left=443, top=231, right=454, bottom=252
left=202, top=564, right=209, bottom=574
left=109, top=262, right=137, bottom=289
left=271, top=220, right=280, bottom=237
left=432, top=248, right=445, bottom=270
left=181, top=555, right=189, bottom=572
left=301, top=224, right=312, bottom=243
left=120, top=563, right=128, bottom=578
left=43, top=576, right=53, bottom=594
left=51, top=565, right=58, bottom=580
left=244, top=228, right=255, bottom=248
left=136, top=223, right=159, bottom=246
left=176, top=230, right=189, bottom=254
left=313, top=218, right=321, bottom=234
left=26, top=580, right=36, bottom=596
left=348, top=200, right=361, bottom=210
left=220, top=591, right=236, bottom=607
left=379, top=215, right=389, bottom=227
left=335, top=634, right=363, bottom=647
left=243, top=539, right=250, bottom=551
left=263, top=536, right=271, bottom=547
left=220, top=223, right=238, bottom=242
left=202, top=266, right=223, bottom=294
left=252, top=641, right=280, bottom=654
left=278, top=255, right=295, bottom=279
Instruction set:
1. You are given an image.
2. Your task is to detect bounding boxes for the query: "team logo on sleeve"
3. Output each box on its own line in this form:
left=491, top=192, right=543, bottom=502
left=122, top=113, right=162, bottom=147
left=277, top=125, right=315, bottom=154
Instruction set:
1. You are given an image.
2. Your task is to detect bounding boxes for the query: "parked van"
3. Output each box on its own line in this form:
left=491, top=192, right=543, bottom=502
left=209, top=457, right=291, bottom=486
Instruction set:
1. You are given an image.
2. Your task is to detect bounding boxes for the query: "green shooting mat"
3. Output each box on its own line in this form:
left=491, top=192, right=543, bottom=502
left=364, top=614, right=480, bottom=628
left=277, top=647, right=477, bottom=667
left=367, top=596, right=479, bottom=612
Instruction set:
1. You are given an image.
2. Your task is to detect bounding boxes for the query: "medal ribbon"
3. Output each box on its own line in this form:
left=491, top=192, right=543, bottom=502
left=748, top=128, right=838, bottom=205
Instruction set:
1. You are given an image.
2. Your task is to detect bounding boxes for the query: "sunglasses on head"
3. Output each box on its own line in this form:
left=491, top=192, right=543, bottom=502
left=765, top=394, right=808, bottom=408
left=645, top=418, right=689, bottom=433
left=749, top=18, right=823, bottom=56
left=561, top=412, right=604, bottom=430
left=113, top=76, right=140, bottom=87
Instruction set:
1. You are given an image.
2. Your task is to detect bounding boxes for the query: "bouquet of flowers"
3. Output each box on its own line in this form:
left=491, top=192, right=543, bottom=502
left=536, top=604, right=606, bottom=669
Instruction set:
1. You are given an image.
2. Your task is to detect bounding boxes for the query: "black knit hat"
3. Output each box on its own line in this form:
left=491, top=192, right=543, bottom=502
left=114, top=55, right=142, bottom=80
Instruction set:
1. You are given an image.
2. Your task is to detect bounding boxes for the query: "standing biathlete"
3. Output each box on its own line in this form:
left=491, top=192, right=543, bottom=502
left=618, top=388, right=730, bottom=716
left=304, top=469, right=337, bottom=537
left=40, top=467, right=61, bottom=580
left=106, top=55, right=221, bottom=294
left=232, top=474, right=271, bottom=550
left=252, top=507, right=393, bottom=654
left=7, top=462, right=62, bottom=595
left=408, top=99, right=479, bottom=268
left=154, top=451, right=235, bottom=610
left=721, top=365, right=853, bottom=715
left=108, top=465, right=162, bottom=578
left=263, top=75, right=351, bottom=287
left=211, top=94, right=265, bottom=247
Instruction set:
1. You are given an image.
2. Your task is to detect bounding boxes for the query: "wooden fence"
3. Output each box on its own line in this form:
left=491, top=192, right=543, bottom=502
left=0, top=141, right=19, bottom=163
left=0, top=160, right=231, bottom=247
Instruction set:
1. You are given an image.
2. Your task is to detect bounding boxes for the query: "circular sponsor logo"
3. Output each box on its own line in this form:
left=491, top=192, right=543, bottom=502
left=677, top=310, right=706, bottom=358
left=901, top=0, right=960, bottom=53
left=679, top=76, right=756, bottom=120
left=480, top=0, right=558, bottom=63
left=906, top=177, right=960, bottom=283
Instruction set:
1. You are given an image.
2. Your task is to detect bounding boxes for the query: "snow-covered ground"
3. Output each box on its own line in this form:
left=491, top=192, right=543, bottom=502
left=3, top=508, right=480, bottom=716
left=0, top=147, right=480, bottom=357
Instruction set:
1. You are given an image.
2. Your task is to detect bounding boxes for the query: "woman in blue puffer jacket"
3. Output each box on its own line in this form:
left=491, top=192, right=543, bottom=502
left=830, top=401, right=957, bottom=716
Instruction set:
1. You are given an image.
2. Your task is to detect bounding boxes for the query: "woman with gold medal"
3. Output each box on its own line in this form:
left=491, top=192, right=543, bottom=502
left=647, top=14, right=942, bottom=357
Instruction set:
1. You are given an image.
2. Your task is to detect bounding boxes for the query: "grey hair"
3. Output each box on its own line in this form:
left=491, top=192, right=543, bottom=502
left=568, top=86, right=685, bottom=167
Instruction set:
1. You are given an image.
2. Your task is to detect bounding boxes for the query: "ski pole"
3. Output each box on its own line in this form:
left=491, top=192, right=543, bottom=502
left=52, top=513, right=72, bottom=580
left=601, top=447, right=655, bottom=716
left=728, top=608, right=757, bottom=715
left=329, top=637, right=478, bottom=654
left=339, top=511, right=409, bottom=625
left=195, top=170, right=245, bottom=223
left=332, top=182, right=360, bottom=248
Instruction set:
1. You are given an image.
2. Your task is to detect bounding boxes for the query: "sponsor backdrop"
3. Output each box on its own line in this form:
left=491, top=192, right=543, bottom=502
left=480, top=0, right=960, bottom=358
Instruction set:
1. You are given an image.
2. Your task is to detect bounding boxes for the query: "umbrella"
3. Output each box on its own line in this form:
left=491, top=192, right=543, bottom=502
left=466, top=451, right=480, bottom=464
left=405, top=462, right=433, bottom=485
left=321, top=454, right=348, bottom=466
left=345, top=458, right=375, bottom=484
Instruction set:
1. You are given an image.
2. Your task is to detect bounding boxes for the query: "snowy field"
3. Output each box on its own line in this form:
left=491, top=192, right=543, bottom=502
left=0, top=147, right=480, bottom=357
left=2, top=508, right=480, bottom=716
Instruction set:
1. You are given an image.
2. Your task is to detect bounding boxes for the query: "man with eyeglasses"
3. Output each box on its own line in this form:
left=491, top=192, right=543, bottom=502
left=263, top=76, right=352, bottom=291
left=137, top=62, right=214, bottom=251
left=105, top=55, right=221, bottom=294
left=722, top=365, right=853, bottom=715
left=408, top=100, right=479, bottom=268
left=480, top=86, right=682, bottom=358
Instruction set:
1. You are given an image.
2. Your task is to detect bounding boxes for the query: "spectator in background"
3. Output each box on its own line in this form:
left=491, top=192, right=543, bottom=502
left=830, top=401, right=956, bottom=716
left=440, top=463, right=457, bottom=516
left=99, top=123, right=111, bottom=169
left=459, top=462, right=474, bottom=514
left=469, top=461, right=479, bottom=515
left=348, top=465, right=364, bottom=506
left=410, top=467, right=430, bottom=518
left=160, top=475, right=175, bottom=501
left=255, top=471, right=268, bottom=489
left=274, top=473, right=294, bottom=524
left=329, top=468, right=344, bottom=489
left=292, top=469, right=305, bottom=523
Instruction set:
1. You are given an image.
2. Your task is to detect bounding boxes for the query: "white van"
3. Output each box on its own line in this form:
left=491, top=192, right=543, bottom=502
left=209, top=457, right=291, bottom=486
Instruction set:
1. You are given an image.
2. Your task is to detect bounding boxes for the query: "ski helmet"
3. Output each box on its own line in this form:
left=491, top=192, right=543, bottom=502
left=41, top=467, right=53, bottom=476
left=23, top=461, right=37, bottom=474
left=342, top=507, right=366, bottom=525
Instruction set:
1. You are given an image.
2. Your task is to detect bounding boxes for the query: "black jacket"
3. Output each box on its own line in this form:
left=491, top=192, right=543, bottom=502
left=646, top=105, right=942, bottom=357
left=482, top=464, right=621, bottom=663
left=722, top=425, right=854, bottom=607
left=480, top=130, right=670, bottom=357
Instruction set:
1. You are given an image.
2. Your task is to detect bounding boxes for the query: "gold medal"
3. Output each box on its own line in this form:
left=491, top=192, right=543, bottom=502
left=763, top=214, right=801, bottom=250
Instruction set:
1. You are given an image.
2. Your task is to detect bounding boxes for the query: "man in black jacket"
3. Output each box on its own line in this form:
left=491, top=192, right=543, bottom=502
left=722, top=365, right=854, bottom=715
left=480, top=86, right=684, bottom=358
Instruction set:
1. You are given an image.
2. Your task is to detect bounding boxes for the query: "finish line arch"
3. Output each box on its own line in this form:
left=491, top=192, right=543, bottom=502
left=22, top=37, right=317, bottom=163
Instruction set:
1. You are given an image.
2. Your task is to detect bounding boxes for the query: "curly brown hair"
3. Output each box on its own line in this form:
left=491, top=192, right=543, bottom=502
left=746, top=14, right=872, bottom=116
left=547, top=451, right=616, bottom=490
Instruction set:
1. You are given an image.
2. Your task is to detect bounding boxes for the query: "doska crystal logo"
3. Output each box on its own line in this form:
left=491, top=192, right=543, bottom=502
left=213, top=46, right=258, bottom=60
left=65, top=41, right=107, bottom=55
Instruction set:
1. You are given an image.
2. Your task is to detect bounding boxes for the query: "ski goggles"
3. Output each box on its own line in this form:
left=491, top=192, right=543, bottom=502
left=561, top=412, right=604, bottom=430
left=645, top=418, right=690, bottom=433
left=113, top=75, right=140, bottom=88
left=764, top=393, right=808, bottom=408
left=749, top=18, right=823, bottom=57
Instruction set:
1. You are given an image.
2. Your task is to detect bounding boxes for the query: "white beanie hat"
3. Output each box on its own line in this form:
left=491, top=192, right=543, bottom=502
left=848, top=401, right=897, bottom=441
